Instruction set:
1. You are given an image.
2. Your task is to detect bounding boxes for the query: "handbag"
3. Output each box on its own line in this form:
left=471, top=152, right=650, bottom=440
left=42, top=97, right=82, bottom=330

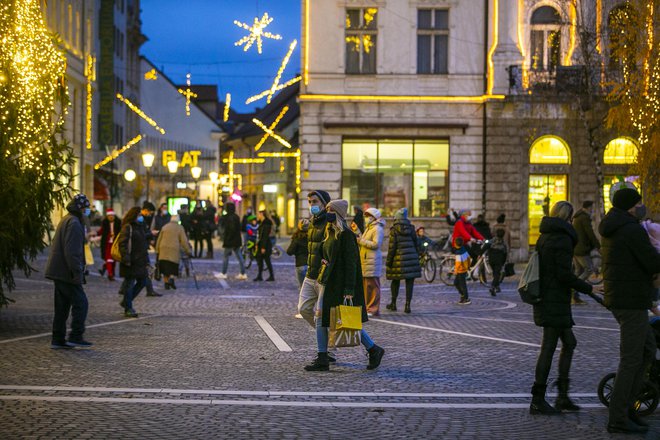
left=504, top=262, right=515, bottom=277
left=110, top=225, right=131, bottom=263
left=518, top=251, right=541, bottom=305
left=328, top=307, right=361, bottom=348
left=84, top=243, right=94, bottom=266
left=334, top=298, right=363, bottom=330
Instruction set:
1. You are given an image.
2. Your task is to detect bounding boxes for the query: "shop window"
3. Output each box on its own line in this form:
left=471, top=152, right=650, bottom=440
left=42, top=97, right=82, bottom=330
left=342, top=139, right=449, bottom=217
left=530, top=6, right=562, bottom=72
left=345, top=8, right=378, bottom=74
left=529, top=136, right=571, bottom=164
left=417, top=9, right=449, bottom=74
left=528, top=174, right=568, bottom=245
left=603, top=137, right=638, bottom=164
left=603, top=176, right=640, bottom=212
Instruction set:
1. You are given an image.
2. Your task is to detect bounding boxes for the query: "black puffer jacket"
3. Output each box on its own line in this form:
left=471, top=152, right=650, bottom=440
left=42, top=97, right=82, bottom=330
left=599, top=208, right=660, bottom=310
left=386, top=219, right=421, bottom=280
left=220, top=204, right=242, bottom=249
left=287, top=230, right=308, bottom=267
left=533, top=217, right=592, bottom=328
left=572, top=209, right=600, bottom=256
left=306, top=212, right=328, bottom=280
left=118, top=222, right=149, bottom=279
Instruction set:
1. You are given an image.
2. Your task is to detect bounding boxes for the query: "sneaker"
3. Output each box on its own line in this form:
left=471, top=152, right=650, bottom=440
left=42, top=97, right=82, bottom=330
left=67, top=339, right=93, bottom=348
left=294, top=313, right=303, bottom=319
left=235, top=273, right=248, bottom=280
left=489, top=287, right=497, bottom=297
left=457, top=299, right=472, bottom=305
left=217, top=272, right=228, bottom=280
left=367, top=312, right=373, bottom=317
left=146, top=291, right=163, bottom=297
left=124, top=309, right=139, bottom=318
left=50, top=341, right=73, bottom=349
left=367, top=345, right=385, bottom=370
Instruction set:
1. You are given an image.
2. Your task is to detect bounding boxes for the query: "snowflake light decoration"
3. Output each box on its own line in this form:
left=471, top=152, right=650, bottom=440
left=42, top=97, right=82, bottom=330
left=234, top=13, right=282, bottom=54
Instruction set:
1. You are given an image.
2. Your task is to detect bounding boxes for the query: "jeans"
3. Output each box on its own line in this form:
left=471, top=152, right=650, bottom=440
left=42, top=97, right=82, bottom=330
left=573, top=255, right=595, bottom=300
left=123, top=276, right=146, bottom=311
left=534, top=326, right=577, bottom=385
left=52, top=281, right=88, bottom=343
left=295, top=266, right=308, bottom=288
left=453, top=272, right=469, bottom=301
left=222, top=247, right=245, bottom=275
left=608, top=309, right=656, bottom=424
left=194, top=236, right=204, bottom=257
left=391, top=278, right=414, bottom=303
left=298, top=277, right=324, bottom=328
left=364, top=277, right=381, bottom=315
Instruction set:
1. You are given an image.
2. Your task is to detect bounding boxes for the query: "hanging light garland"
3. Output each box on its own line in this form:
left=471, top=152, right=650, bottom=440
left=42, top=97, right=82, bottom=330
left=245, top=40, right=301, bottom=105
left=257, top=149, right=302, bottom=194
left=84, top=54, right=95, bottom=150
left=177, top=73, right=197, bottom=116
left=93, top=134, right=143, bottom=170
left=252, top=105, right=290, bottom=151
left=223, top=93, right=231, bottom=122
left=116, top=93, right=165, bottom=134
left=234, top=13, right=282, bottom=54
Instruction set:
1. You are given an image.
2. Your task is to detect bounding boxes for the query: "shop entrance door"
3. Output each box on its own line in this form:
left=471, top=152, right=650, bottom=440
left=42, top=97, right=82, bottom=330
left=528, top=174, right=568, bottom=245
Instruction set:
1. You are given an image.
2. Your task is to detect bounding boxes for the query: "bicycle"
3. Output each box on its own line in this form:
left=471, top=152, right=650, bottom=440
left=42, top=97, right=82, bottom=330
left=438, top=240, right=492, bottom=286
left=243, top=240, right=257, bottom=269
left=419, top=249, right=437, bottom=283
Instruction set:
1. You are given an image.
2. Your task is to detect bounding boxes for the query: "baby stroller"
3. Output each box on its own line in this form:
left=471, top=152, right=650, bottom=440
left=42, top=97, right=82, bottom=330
left=598, top=317, right=660, bottom=416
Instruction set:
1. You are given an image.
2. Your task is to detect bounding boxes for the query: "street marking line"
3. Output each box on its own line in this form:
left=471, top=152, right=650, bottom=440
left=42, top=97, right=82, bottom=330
left=254, top=316, right=292, bottom=352
left=434, top=314, right=618, bottom=332
left=0, top=385, right=598, bottom=398
left=0, top=315, right=162, bottom=344
left=212, top=272, right=230, bottom=289
left=0, top=395, right=604, bottom=409
left=370, top=318, right=540, bottom=348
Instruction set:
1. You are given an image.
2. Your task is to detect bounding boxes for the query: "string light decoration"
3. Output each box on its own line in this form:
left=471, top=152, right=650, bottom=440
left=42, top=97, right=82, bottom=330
left=222, top=150, right=265, bottom=190
left=84, top=54, right=95, bottom=149
left=116, top=93, right=165, bottom=134
left=234, top=13, right=282, bottom=54
left=0, top=0, right=67, bottom=170
left=246, top=40, right=301, bottom=105
left=144, top=68, right=158, bottom=80
left=94, top=134, right=143, bottom=170
left=257, top=149, right=302, bottom=194
left=178, top=73, right=197, bottom=116
left=253, top=106, right=290, bottom=151
left=223, top=93, right=231, bottom=122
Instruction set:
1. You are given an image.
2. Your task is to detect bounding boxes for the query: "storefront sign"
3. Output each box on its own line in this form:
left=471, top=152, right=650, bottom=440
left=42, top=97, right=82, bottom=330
left=162, top=150, right=201, bottom=168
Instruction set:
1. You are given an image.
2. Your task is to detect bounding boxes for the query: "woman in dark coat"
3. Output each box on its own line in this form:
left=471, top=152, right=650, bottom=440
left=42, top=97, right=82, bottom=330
left=254, top=210, right=274, bottom=281
left=118, top=207, right=149, bottom=318
left=190, top=206, right=207, bottom=258
left=304, top=199, right=384, bottom=372
left=530, top=201, right=595, bottom=415
left=385, top=208, right=421, bottom=313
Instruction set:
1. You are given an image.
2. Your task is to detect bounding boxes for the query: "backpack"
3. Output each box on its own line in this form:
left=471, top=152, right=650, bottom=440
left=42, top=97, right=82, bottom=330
left=110, top=225, right=131, bottom=263
left=518, top=251, right=541, bottom=305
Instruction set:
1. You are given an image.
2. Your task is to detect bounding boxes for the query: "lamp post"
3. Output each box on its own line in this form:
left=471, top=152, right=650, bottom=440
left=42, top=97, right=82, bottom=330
left=191, top=166, right=202, bottom=200
left=167, top=160, right=179, bottom=194
left=142, top=152, right=155, bottom=202
left=209, top=171, right=219, bottom=206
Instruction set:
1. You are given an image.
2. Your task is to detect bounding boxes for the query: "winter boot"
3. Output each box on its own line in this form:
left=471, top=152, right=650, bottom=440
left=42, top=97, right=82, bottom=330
left=404, top=301, right=411, bottom=314
left=367, top=345, right=385, bottom=370
left=530, top=383, right=560, bottom=415
left=555, top=379, right=580, bottom=412
left=386, top=302, right=397, bottom=311
left=304, top=352, right=329, bottom=372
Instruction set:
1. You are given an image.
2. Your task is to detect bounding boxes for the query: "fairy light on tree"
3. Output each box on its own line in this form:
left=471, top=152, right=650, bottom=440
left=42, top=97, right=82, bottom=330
left=246, top=40, right=301, bottom=105
left=0, top=0, right=75, bottom=306
left=234, top=13, right=282, bottom=54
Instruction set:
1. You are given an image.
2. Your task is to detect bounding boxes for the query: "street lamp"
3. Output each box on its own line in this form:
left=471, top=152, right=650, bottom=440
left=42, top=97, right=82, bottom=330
left=209, top=171, right=219, bottom=206
left=124, top=169, right=136, bottom=182
left=191, top=166, right=202, bottom=199
left=167, top=160, right=179, bottom=193
left=142, top=153, right=155, bottom=202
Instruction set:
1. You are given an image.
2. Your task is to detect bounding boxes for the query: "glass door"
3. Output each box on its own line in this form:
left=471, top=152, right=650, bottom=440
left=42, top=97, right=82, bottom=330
left=528, top=174, right=568, bottom=245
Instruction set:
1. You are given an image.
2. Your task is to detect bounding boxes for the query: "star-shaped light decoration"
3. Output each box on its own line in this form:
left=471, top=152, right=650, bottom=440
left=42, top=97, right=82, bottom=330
left=234, top=13, right=282, bottom=54
left=252, top=106, right=290, bottom=151
left=246, top=40, right=301, bottom=105
left=177, top=73, right=198, bottom=116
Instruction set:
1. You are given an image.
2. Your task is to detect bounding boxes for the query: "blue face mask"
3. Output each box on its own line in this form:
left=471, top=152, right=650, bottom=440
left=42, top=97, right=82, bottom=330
left=310, top=205, right=321, bottom=216
left=84, top=208, right=91, bottom=217
left=137, top=215, right=144, bottom=223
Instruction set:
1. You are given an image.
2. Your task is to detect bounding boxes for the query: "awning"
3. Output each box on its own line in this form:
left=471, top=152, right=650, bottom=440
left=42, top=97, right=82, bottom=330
left=94, top=175, right=110, bottom=201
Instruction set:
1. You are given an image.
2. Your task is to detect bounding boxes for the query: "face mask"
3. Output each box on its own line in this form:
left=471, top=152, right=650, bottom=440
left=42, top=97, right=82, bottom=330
left=365, top=216, right=375, bottom=225
left=137, top=215, right=144, bottom=223
left=634, top=204, right=647, bottom=220
left=84, top=208, right=91, bottom=217
left=326, top=212, right=337, bottom=223
left=310, top=205, right=321, bottom=216
left=161, top=209, right=167, bottom=215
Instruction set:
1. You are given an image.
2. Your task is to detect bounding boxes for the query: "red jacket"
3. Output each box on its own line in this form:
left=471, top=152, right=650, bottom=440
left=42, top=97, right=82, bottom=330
left=452, top=218, right=484, bottom=247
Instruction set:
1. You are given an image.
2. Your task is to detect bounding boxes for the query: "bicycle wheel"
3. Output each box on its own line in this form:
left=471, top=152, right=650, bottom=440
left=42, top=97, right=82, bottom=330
left=478, top=264, right=488, bottom=286
left=438, top=257, right=455, bottom=286
left=597, top=373, right=616, bottom=407
left=423, top=258, right=436, bottom=283
left=598, top=372, right=659, bottom=416
left=243, top=248, right=253, bottom=269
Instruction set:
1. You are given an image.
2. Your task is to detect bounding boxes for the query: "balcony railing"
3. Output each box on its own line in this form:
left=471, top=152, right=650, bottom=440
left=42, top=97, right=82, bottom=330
left=508, top=65, right=623, bottom=96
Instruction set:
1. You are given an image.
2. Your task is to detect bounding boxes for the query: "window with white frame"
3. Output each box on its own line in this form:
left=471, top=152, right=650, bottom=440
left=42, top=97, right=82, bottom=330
left=530, top=6, right=562, bottom=72
left=345, top=8, right=378, bottom=74
left=417, top=9, right=449, bottom=74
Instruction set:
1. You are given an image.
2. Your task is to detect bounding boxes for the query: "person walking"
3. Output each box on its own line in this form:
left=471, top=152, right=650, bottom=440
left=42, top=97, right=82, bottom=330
left=492, top=213, right=511, bottom=250
left=204, top=200, right=217, bottom=259
left=253, top=209, right=275, bottom=282
left=385, top=208, right=421, bottom=314
left=118, top=207, right=150, bottom=318
left=138, top=202, right=161, bottom=298
left=600, top=188, right=660, bottom=434
left=190, top=205, right=207, bottom=258
left=452, top=237, right=472, bottom=305
left=354, top=208, right=385, bottom=317
left=151, top=203, right=171, bottom=240
left=45, top=194, right=93, bottom=349
left=304, top=199, right=384, bottom=372
left=571, top=201, right=600, bottom=305
left=488, top=228, right=508, bottom=296
left=530, top=201, right=596, bottom=415
left=97, top=209, right=121, bottom=281
left=473, top=214, right=493, bottom=240
left=155, top=215, right=192, bottom=290
left=287, top=219, right=309, bottom=288
left=217, top=202, right=247, bottom=280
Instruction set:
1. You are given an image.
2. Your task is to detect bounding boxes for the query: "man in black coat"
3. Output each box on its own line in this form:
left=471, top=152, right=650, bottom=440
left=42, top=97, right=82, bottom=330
left=217, top=202, right=246, bottom=280
left=600, top=188, right=660, bottom=434
left=45, top=194, right=92, bottom=348
left=571, top=200, right=600, bottom=305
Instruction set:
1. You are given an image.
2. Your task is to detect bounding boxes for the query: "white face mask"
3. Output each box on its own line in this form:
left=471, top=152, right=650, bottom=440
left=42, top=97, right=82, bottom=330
left=365, top=216, right=375, bottom=225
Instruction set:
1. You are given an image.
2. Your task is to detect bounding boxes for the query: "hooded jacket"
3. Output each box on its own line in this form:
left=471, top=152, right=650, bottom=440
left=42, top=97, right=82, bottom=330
left=118, top=221, right=149, bottom=279
left=572, top=209, right=600, bottom=256
left=220, top=204, right=242, bottom=249
left=386, top=218, right=421, bottom=280
left=45, top=201, right=85, bottom=285
left=599, top=207, right=660, bottom=310
left=533, top=217, right=593, bottom=328
left=306, top=211, right=328, bottom=280
left=358, top=217, right=385, bottom=277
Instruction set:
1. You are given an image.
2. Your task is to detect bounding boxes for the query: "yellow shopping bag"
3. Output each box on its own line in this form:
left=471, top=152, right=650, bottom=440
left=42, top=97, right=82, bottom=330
left=84, top=243, right=94, bottom=266
left=334, top=299, right=363, bottom=330
left=329, top=307, right=361, bottom=348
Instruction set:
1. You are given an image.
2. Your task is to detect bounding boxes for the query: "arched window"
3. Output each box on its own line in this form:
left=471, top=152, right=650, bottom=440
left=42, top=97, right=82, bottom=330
left=530, top=135, right=571, bottom=164
left=530, top=6, right=562, bottom=71
left=603, top=137, right=638, bottom=164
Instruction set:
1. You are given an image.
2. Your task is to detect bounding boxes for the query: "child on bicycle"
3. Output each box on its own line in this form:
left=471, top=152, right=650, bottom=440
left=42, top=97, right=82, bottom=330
left=453, top=236, right=471, bottom=305
left=488, top=228, right=508, bottom=297
left=246, top=215, right=258, bottom=247
left=416, top=227, right=436, bottom=255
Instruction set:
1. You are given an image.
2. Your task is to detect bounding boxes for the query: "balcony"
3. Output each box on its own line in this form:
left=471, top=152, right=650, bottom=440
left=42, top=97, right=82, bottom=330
left=508, top=65, right=619, bottom=96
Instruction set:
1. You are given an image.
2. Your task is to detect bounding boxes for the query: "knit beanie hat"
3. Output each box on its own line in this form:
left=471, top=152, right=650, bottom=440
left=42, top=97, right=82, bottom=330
left=66, top=194, right=90, bottom=213
left=395, top=208, right=408, bottom=220
left=365, top=207, right=382, bottom=220
left=307, top=190, right=331, bottom=206
left=326, top=199, right=349, bottom=219
left=612, top=187, right=642, bottom=211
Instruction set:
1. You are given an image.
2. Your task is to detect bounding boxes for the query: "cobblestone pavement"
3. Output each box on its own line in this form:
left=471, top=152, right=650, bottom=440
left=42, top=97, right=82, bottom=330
left=1, top=249, right=658, bottom=439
